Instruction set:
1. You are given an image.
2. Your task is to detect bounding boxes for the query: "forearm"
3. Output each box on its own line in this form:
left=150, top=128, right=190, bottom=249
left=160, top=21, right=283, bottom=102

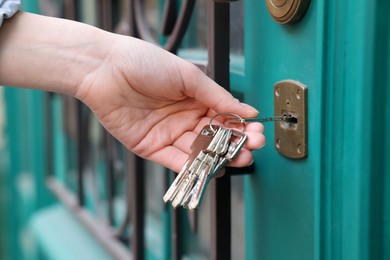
left=0, top=11, right=115, bottom=96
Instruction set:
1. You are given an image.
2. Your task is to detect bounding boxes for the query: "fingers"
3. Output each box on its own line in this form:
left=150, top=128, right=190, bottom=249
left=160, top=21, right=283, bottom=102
left=245, top=121, right=264, bottom=133
left=178, top=61, right=259, bottom=118
left=149, top=145, right=255, bottom=174
left=172, top=122, right=265, bottom=154
left=227, top=148, right=254, bottom=167
left=244, top=122, right=265, bottom=150
left=148, top=145, right=189, bottom=173
left=169, top=122, right=264, bottom=174
left=151, top=126, right=263, bottom=174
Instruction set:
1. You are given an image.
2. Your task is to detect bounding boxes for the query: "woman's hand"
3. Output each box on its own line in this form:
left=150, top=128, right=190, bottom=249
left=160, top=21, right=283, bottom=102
left=77, top=37, right=265, bottom=172
left=0, top=12, right=265, bottom=173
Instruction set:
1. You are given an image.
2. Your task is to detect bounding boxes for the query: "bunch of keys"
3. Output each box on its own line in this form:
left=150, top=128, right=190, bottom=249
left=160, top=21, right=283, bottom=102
left=163, top=112, right=292, bottom=210
left=163, top=123, right=247, bottom=210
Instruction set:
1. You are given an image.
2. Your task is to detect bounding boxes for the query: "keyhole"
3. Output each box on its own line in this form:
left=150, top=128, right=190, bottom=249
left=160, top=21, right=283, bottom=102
left=281, top=112, right=298, bottom=128
left=285, top=116, right=298, bottom=124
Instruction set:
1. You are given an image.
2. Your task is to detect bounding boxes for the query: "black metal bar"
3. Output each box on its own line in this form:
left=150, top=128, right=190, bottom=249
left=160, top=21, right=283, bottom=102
left=76, top=102, right=86, bottom=207
left=228, top=164, right=256, bottom=175
left=98, top=0, right=113, bottom=31
left=166, top=168, right=182, bottom=260
left=127, top=0, right=139, bottom=37
left=133, top=0, right=195, bottom=52
left=172, top=208, right=182, bottom=260
left=206, top=2, right=230, bottom=83
left=63, top=0, right=85, bottom=207
left=104, top=132, right=116, bottom=226
left=207, top=2, right=232, bottom=260
left=62, top=0, right=79, bottom=20
left=46, top=177, right=132, bottom=259
left=161, top=0, right=177, bottom=35
left=45, top=93, right=54, bottom=178
left=128, top=154, right=145, bottom=259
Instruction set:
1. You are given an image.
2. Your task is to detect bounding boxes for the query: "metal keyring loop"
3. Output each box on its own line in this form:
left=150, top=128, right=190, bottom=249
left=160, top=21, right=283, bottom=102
left=209, top=112, right=246, bottom=133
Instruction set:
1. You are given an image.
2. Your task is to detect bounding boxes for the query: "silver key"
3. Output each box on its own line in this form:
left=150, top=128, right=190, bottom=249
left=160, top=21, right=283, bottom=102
left=187, top=129, right=233, bottom=210
left=185, top=129, right=247, bottom=210
left=171, top=151, right=210, bottom=207
left=163, top=125, right=221, bottom=203
left=164, top=125, right=248, bottom=210
left=181, top=153, right=215, bottom=207
left=178, top=127, right=230, bottom=207
left=209, top=129, right=247, bottom=178
left=205, top=126, right=228, bottom=154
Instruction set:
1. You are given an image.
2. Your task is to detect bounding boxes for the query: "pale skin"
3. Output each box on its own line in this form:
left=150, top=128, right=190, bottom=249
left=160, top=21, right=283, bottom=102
left=0, top=12, right=266, bottom=173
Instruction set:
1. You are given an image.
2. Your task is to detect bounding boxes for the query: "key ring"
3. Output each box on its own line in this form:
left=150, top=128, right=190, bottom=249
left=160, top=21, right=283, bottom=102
left=209, top=112, right=246, bottom=133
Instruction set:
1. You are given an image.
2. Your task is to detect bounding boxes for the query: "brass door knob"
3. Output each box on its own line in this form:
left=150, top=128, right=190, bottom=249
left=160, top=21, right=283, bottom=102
left=265, top=0, right=311, bottom=24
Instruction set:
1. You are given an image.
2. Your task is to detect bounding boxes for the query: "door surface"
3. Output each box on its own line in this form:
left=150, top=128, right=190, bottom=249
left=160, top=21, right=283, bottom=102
left=244, top=1, right=317, bottom=259
left=240, top=1, right=390, bottom=259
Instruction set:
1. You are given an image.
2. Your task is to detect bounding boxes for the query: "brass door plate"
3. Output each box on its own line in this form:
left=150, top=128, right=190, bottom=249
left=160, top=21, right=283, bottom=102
left=274, top=80, right=308, bottom=158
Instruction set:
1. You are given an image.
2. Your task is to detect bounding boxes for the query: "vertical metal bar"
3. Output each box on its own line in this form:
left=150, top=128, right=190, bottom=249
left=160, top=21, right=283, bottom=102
left=172, top=208, right=182, bottom=260
left=64, top=0, right=84, bottom=207
left=77, top=102, right=86, bottom=207
left=207, top=2, right=232, bottom=260
left=168, top=167, right=182, bottom=260
left=105, top=133, right=116, bottom=226
left=99, top=0, right=113, bottom=30
left=127, top=0, right=139, bottom=37
left=161, top=0, right=177, bottom=35
left=128, top=154, right=145, bottom=259
left=45, top=93, right=54, bottom=177
left=207, top=2, right=230, bottom=83
left=124, top=1, right=144, bottom=258
left=62, top=0, right=79, bottom=20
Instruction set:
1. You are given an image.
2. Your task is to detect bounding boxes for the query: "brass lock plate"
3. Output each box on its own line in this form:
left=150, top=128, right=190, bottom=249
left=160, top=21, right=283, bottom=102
left=274, top=80, right=307, bottom=158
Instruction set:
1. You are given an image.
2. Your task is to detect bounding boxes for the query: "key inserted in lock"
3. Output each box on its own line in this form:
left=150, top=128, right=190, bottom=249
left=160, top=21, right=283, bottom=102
left=274, top=80, right=308, bottom=159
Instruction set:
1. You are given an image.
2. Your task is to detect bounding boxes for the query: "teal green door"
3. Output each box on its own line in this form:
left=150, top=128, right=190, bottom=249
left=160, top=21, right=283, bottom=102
left=243, top=2, right=317, bottom=259
left=238, top=0, right=390, bottom=259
